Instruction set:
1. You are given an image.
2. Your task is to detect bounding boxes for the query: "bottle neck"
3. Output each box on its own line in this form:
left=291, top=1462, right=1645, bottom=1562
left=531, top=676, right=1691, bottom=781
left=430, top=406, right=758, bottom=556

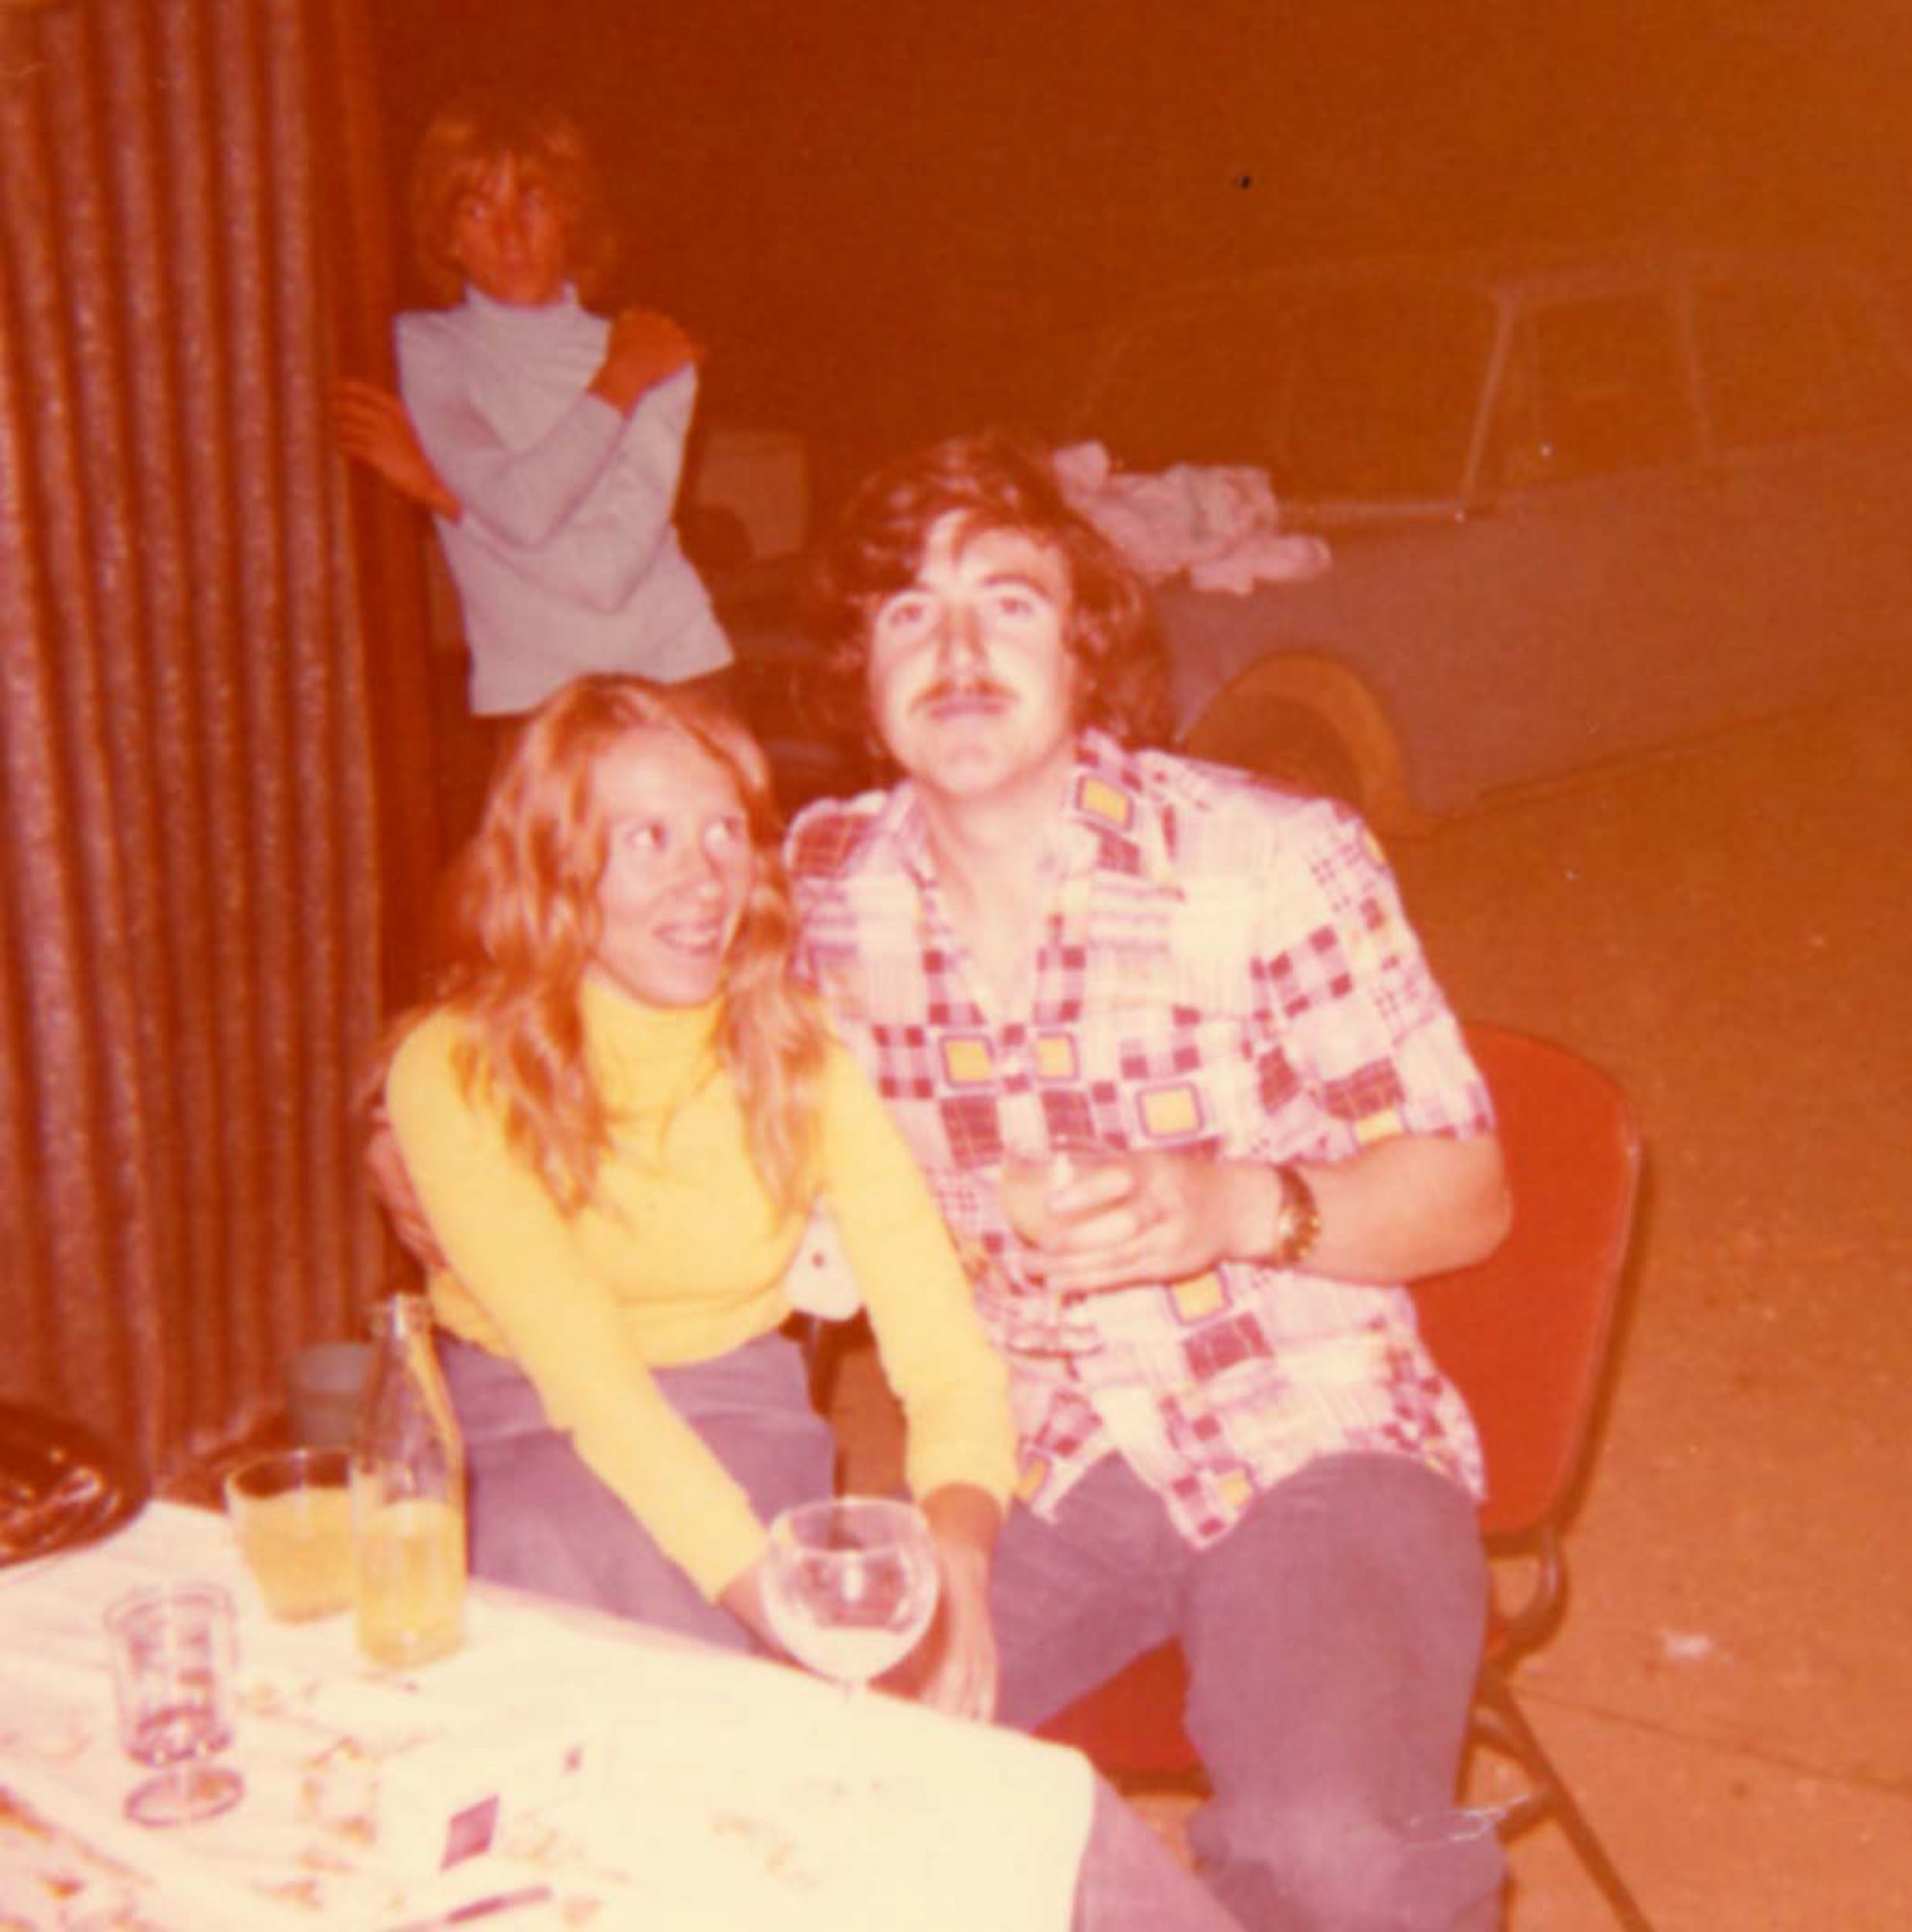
left=370, top=1292, right=432, bottom=1343
left=355, top=1292, right=461, bottom=1467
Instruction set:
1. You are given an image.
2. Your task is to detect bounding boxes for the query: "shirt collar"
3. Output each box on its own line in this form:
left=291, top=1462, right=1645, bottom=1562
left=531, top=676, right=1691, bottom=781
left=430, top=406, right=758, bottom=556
left=1056, top=729, right=1158, bottom=878
left=855, top=730, right=1161, bottom=892
left=461, top=281, right=583, bottom=332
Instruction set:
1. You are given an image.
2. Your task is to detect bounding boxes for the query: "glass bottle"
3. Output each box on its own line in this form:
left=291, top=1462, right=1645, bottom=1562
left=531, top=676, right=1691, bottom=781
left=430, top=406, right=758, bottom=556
left=349, top=1292, right=466, bottom=1668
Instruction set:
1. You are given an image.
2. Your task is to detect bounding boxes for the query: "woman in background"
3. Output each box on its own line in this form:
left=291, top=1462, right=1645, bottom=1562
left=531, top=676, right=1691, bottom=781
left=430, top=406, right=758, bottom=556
left=381, top=675, right=1011, bottom=1714
left=336, top=96, right=731, bottom=823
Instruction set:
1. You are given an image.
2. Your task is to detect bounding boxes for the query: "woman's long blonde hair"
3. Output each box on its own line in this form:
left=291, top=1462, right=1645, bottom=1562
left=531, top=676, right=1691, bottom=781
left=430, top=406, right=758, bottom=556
left=405, top=677, right=829, bottom=1218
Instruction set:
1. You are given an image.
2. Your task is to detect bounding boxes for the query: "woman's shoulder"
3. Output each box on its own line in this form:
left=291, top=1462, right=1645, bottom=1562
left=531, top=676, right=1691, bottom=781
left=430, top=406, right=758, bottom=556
left=392, top=307, right=473, bottom=395
left=386, top=1005, right=475, bottom=1105
left=394, top=304, right=461, bottom=353
left=815, top=1029, right=868, bottom=1086
left=811, top=1029, right=905, bottom=1141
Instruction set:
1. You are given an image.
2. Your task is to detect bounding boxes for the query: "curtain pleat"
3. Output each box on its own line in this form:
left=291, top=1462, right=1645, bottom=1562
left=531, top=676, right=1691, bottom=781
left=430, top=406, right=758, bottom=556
left=0, top=0, right=434, bottom=1482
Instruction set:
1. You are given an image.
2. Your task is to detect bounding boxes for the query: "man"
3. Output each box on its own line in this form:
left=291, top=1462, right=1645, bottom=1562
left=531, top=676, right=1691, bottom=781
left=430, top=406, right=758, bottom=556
left=785, top=432, right=1512, bottom=1932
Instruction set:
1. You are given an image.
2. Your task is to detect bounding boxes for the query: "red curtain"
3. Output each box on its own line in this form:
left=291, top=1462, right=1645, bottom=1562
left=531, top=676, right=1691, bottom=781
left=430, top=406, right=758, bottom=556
left=0, top=0, right=437, bottom=1481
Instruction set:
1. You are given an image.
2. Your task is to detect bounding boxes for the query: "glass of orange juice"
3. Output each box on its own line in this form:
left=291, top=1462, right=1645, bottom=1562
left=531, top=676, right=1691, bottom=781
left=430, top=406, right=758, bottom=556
left=223, top=1446, right=354, bottom=1621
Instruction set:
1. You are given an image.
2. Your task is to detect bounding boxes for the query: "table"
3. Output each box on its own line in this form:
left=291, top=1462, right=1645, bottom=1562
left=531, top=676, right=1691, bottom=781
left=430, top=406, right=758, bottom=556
left=0, top=1502, right=1237, bottom=1931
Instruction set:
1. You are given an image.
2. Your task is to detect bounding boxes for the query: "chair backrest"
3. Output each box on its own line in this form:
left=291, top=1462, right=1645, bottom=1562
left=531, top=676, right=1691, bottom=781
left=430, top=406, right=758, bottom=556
left=1414, top=1023, right=1642, bottom=1541
left=1033, top=1022, right=1642, bottom=1777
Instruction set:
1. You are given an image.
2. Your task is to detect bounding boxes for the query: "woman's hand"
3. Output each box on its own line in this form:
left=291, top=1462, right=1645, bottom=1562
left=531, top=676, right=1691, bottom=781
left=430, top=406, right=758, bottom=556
left=588, top=308, right=701, bottom=416
left=723, top=1541, right=982, bottom=1703
left=909, top=1485, right=1001, bottom=1721
left=913, top=1535, right=997, bottom=1720
left=333, top=379, right=461, bottom=519
left=720, top=1560, right=781, bottom=1654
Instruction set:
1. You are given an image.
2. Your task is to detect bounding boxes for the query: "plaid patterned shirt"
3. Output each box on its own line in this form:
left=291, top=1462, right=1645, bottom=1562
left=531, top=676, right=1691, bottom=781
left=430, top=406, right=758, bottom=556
left=788, top=732, right=1490, bottom=1546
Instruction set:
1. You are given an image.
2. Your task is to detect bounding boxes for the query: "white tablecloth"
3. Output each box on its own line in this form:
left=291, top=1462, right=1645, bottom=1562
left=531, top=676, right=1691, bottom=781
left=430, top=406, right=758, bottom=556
left=0, top=1502, right=1093, bottom=1931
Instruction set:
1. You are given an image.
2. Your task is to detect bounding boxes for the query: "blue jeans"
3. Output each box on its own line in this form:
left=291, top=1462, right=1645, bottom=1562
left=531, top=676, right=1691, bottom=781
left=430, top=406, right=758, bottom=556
left=438, top=1329, right=834, bottom=1651
left=992, top=1451, right=1502, bottom=1932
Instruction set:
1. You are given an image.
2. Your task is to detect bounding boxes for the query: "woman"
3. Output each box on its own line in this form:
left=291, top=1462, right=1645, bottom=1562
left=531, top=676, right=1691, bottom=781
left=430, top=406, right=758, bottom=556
left=382, top=676, right=1013, bottom=1715
left=335, top=94, right=732, bottom=824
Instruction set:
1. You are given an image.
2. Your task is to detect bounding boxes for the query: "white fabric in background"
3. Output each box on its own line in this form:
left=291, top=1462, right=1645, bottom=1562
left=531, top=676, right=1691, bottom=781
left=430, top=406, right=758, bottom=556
left=1053, top=440, right=1332, bottom=595
left=779, top=1201, right=863, bottom=1320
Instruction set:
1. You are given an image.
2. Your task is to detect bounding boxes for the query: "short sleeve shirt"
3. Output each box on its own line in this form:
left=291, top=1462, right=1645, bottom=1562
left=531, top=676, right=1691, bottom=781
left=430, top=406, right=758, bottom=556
left=787, top=732, right=1490, bottom=1545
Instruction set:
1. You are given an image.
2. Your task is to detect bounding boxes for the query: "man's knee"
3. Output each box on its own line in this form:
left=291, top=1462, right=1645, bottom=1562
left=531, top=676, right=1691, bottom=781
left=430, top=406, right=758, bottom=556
left=1186, top=1455, right=1488, bottom=1766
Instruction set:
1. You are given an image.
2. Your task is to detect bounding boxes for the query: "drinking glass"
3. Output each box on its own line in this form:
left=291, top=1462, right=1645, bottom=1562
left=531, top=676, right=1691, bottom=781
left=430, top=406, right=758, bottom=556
left=223, top=1446, right=353, bottom=1621
left=998, top=1134, right=1128, bottom=1352
left=761, top=1498, right=939, bottom=1695
left=104, top=1582, right=244, bottom=1825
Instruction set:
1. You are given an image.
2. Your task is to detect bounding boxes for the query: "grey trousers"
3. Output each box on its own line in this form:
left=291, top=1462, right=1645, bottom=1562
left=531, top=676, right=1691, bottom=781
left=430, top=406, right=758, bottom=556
left=992, top=1451, right=1502, bottom=1932
left=438, top=1329, right=834, bottom=1651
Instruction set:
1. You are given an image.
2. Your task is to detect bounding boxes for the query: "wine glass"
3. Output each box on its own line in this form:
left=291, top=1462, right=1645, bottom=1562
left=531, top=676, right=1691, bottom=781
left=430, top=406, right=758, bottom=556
left=761, top=1498, right=940, bottom=1696
left=103, top=1582, right=245, bottom=1826
left=998, top=1134, right=1127, bottom=1353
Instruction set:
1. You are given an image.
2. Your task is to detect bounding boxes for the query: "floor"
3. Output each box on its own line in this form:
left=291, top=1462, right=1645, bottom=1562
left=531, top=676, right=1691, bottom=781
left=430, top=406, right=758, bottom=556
left=824, top=689, right=1912, bottom=1931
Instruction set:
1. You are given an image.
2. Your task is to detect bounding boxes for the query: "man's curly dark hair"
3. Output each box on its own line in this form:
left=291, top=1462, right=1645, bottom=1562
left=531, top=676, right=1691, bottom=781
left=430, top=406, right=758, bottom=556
left=799, top=431, right=1171, bottom=763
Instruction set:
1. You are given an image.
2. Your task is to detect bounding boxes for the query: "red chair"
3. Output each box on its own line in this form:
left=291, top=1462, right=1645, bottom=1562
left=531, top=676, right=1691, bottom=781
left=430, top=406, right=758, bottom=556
left=1035, top=1022, right=1652, bottom=1930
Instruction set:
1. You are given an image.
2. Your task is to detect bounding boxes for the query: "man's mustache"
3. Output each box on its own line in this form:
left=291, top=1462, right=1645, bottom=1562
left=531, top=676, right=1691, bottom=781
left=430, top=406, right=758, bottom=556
left=913, top=674, right=1013, bottom=712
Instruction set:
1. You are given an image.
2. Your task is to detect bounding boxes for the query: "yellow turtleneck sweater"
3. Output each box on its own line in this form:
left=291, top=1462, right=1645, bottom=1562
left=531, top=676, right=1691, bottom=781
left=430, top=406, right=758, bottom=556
left=386, top=975, right=1015, bottom=1600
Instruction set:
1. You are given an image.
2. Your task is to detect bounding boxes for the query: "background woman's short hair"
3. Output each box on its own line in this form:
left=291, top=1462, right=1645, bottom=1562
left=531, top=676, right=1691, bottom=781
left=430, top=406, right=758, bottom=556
left=409, top=91, right=621, bottom=308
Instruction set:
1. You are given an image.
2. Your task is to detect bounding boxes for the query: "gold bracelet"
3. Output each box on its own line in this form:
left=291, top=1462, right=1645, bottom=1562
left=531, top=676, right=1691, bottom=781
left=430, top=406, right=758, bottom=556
left=1269, top=1163, right=1322, bottom=1268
